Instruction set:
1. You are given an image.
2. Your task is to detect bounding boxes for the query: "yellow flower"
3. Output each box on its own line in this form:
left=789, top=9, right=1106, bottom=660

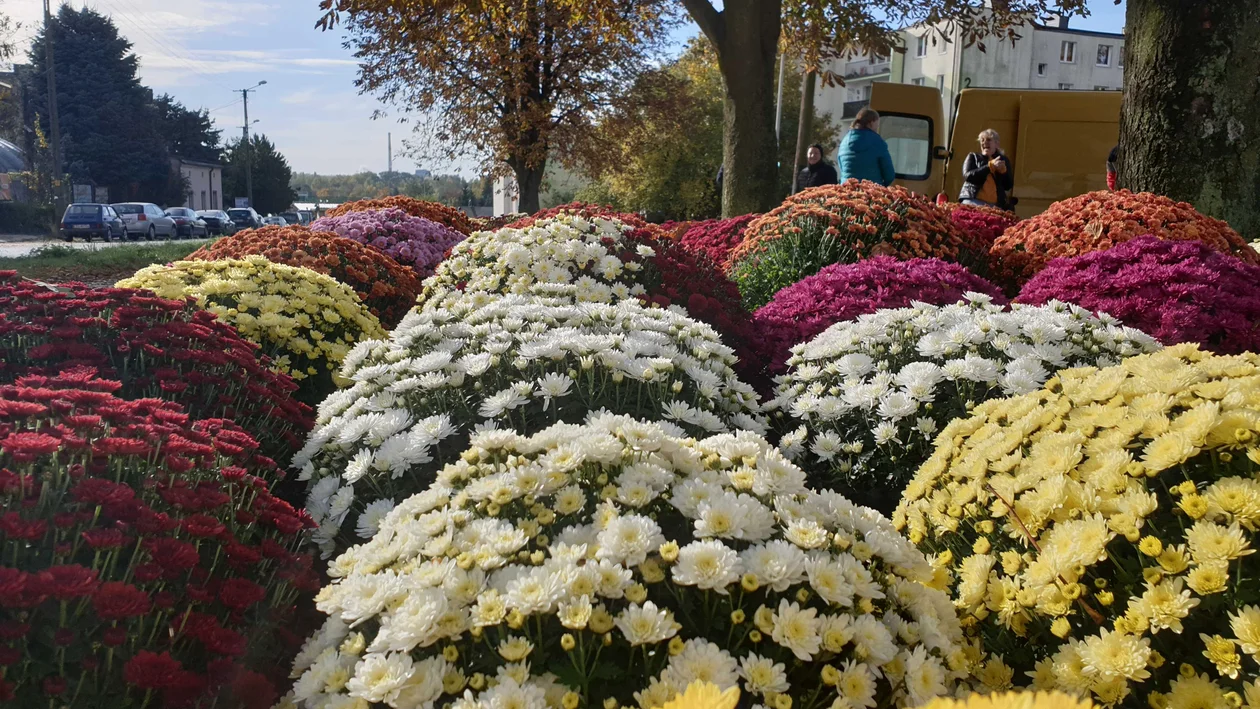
left=561, top=634, right=576, bottom=651
left=563, top=692, right=581, bottom=709
left=1050, top=618, right=1071, bottom=639
left=498, top=636, right=534, bottom=661
left=659, top=541, right=680, bottom=562
left=1200, top=634, right=1241, bottom=680
left=1139, top=536, right=1165, bottom=557
left=652, top=681, right=740, bottom=709
left=1187, top=562, right=1230, bottom=595
left=921, top=692, right=1096, bottom=709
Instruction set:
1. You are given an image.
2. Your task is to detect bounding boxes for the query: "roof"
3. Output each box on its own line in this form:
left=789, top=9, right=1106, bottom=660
left=1032, top=23, right=1125, bottom=39
left=172, top=156, right=223, bottom=169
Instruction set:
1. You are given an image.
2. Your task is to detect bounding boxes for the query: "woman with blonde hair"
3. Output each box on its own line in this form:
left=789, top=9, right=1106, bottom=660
left=837, top=107, right=896, bottom=186
left=959, top=128, right=1014, bottom=210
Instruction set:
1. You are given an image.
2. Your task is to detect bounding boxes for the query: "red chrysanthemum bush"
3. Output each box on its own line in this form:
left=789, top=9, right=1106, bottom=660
left=189, top=226, right=422, bottom=327
left=506, top=201, right=658, bottom=233
left=753, top=256, right=1008, bottom=373
left=726, top=181, right=978, bottom=310
left=677, top=214, right=758, bottom=266
left=0, top=368, right=318, bottom=708
left=990, top=189, right=1259, bottom=287
left=321, top=197, right=474, bottom=234
left=944, top=202, right=1019, bottom=255
left=0, top=272, right=312, bottom=464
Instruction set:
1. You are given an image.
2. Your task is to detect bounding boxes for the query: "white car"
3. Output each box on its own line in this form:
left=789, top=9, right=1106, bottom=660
left=111, top=202, right=178, bottom=240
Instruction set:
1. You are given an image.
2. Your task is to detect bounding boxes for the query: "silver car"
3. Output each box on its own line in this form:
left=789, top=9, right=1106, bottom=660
left=112, top=202, right=177, bottom=240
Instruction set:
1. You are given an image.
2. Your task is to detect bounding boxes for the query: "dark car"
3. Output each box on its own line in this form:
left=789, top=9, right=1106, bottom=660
left=226, top=208, right=263, bottom=230
left=278, top=211, right=302, bottom=226
left=165, top=207, right=209, bottom=238
left=197, top=210, right=236, bottom=236
left=60, top=203, right=126, bottom=242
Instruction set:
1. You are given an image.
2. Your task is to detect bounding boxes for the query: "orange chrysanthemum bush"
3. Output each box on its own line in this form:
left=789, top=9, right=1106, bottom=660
left=990, top=190, right=1259, bottom=288
left=189, top=226, right=422, bottom=328
left=726, top=182, right=978, bottom=310
left=322, top=197, right=474, bottom=235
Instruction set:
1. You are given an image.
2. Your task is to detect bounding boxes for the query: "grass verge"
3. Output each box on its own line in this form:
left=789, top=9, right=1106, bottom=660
left=0, top=240, right=211, bottom=287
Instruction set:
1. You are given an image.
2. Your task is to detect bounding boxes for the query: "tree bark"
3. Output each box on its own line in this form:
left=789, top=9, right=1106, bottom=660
left=685, top=0, right=782, bottom=217
left=791, top=69, right=817, bottom=193
left=1120, top=0, right=1260, bottom=239
left=509, top=157, right=546, bottom=214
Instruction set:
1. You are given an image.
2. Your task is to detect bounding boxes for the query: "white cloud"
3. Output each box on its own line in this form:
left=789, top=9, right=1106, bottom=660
left=280, top=88, right=319, bottom=105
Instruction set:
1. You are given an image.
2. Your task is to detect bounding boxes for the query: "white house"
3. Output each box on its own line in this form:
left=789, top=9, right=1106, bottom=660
left=171, top=157, right=223, bottom=211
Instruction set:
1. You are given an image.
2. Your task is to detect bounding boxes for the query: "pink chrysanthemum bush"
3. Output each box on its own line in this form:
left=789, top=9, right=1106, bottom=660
left=0, top=368, right=318, bottom=708
left=677, top=215, right=758, bottom=266
left=945, top=204, right=1019, bottom=256
left=309, top=208, right=467, bottom=278
left=752, top=257, right=1007, bottom=373
left=1017, top=235, right=1260, bottom=355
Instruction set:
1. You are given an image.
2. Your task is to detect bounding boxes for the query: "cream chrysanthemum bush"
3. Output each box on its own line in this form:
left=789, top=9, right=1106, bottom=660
left=118, top=256, right=386, bottom=403
left=767, top=297, right=1158, bottom=513
left=895, top=345, right=1260, bottom=704
left=294, top=292, right=765, bottom=557
left=286, top=415, right=967, bottom=709
left=922, top=692, right=1095, bottom=709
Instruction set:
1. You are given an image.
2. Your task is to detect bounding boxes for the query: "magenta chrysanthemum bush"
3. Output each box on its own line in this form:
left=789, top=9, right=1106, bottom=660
left=310, top=207, right=466, bottom=277
left=1016, top=234, right=1260, bottom=354
left=753, top=256, right=1008, bottom=372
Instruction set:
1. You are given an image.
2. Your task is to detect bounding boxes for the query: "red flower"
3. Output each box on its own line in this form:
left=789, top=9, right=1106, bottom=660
left=0, top=431, right=62, bottom=461
left=201, top=626, right=247, bottom=657
left=72, top=478, right=136, bottom=506
left=93, top=436, right=152, bottom=457
left=143, top=538, right=199, bottom=575
left=101, top=626, right=128, bottom=647
left=0, top=622, right=29, bottom=641
left=230, top=670, right=277, bottom=709
left=53, top=628, right=75, bottom=647
left=82, top=527, right=126, bottom=549
left=217, top=578, right=266, bottom=611
left=40, top=564, right=100, bottom=600
left=133, top=563, right=164, bottom=583
left=180, top=513, right=226, bottom=538
left=0, top=512, right=47, bottom=541
left=163, top=670, right=210, bottom=708
left=124, top=651, right=183, bottom=690
left=92, top=581, right=152, bottom=620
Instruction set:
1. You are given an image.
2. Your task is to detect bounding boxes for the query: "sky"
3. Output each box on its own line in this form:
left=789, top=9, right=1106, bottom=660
left=4, top=0, right=1128, bottom=177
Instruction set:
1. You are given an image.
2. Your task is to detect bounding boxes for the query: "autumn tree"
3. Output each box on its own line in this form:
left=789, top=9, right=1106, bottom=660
left=1118, top=1, right=1260, bottom=239
left=316, top=0, right=674, bottom=213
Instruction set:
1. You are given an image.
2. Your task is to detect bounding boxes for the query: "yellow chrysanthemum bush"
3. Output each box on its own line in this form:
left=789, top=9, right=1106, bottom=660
left=894, top=344, right=1260, bottom=704
left=284, top=415, right=968, bottom=709
left=118, top=256, right=386, bottom=404
left=922, top=691, right=1095, bottom=709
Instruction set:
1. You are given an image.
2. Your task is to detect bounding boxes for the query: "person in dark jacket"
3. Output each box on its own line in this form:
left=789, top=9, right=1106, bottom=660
left=959, top=129, right=1014, bottom=210
left=1106, top=144, right=1119, bottom=190
left=837, top=108, right=896, bottom=186
left=797, top=144, right=838, bottom=191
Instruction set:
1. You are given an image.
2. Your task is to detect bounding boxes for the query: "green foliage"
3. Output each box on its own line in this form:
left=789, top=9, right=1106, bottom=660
left=0, top=202, right=55, bottom=235
left=223, top=134, right=298, bottom=215
left=291, top=170, right=494, bottom=208
left=154, top=94, right=222, bottom=164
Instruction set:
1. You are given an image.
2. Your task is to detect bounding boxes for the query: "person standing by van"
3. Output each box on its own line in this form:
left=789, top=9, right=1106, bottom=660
left=959, top=129, right=1014, bottom=210
left=837, top=108, right=896, bottom=186
left=797, top=144, right=839, bottom=190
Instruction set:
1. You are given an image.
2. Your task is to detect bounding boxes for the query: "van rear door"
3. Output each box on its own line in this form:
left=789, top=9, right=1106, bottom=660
left=868, top=83, right=946, bottom=197
left=1010, top=91, right=1121, bottom=215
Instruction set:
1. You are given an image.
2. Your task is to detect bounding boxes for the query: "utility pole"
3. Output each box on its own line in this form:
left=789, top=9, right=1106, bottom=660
left=237, top=81, right=266, bottom=208
left=387, top=132, right=392, bottom=173
left=43, top=0, right=62, bottom=202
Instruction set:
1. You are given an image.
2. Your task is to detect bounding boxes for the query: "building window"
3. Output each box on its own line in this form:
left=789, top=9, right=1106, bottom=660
left=936, top=74, right=945, bottom=93
left=1096, top=44, right=1112, bottom=66
left=1059, top=82, right=1074, bottom=90
left=201, top=190, right=207, bottom=209
left=911, top=77, right=926, bottom=86
left=1060, top=41, right=1076, bottom=63
left=916, top=36, right=928, bottom=57
left=1037, top=63, right=1047, bottom=77
left=212, top=190, right=218, bottom=209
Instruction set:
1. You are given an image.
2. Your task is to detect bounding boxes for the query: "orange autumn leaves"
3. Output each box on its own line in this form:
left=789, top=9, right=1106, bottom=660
left=189, top=226, right=422, bottom=327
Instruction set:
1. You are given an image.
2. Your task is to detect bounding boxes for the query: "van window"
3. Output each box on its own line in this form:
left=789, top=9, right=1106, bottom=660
left=881, top=115, right=932, bottom=180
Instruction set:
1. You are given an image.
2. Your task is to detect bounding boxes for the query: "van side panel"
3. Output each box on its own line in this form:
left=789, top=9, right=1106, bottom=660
left=1011, top=92, right=1121, bottom=216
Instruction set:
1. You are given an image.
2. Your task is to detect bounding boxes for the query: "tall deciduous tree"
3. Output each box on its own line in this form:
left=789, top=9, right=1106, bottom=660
left=223, top=135, right=297, bottom=216
left=316, top=0, right=673, bottom=213
left=681, top=0, right=1082, bottom=216
left=1119, top=1, right=1260, bottom=239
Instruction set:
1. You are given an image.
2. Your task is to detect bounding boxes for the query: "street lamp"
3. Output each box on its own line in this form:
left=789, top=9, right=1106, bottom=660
left=238, top=81, right=267, bottom=209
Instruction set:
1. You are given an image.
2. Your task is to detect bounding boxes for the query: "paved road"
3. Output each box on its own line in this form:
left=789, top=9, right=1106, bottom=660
left=0, top=237, right=211, bottom=259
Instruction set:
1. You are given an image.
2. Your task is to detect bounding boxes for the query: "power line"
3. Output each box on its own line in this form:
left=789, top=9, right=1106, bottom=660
left=206, top=98, right=242, bottom=114
left=95, top=0, right=236, bottom=93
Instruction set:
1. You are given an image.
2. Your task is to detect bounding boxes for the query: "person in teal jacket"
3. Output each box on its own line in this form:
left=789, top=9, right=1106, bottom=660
left=837, top=107, right=896, bottom=186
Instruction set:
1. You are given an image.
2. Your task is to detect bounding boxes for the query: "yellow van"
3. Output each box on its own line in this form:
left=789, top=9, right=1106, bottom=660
left=868, top=83, right=1121, bottom=217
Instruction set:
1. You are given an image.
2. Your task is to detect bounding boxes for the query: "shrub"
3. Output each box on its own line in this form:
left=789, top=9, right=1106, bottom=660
left=294, top=291, right=765, bottom=557
left=322, top=197, right=474, bottom=235
left=677, top=215, right=758, bottom=266
left=117, top=257, right=386, bottom=405
left=287, top=415, right=966, bottom=709
left=188, top=226, right=422, bottom=328
left=990, top=190, right=1259, bottom=287
left=767, top=298, right=1159, bottom=513
left=1017, top=235, right=1260, bottom=355
left=506, top=201, right=656, bottom=232
left=0, top=368, right=317, bottom=708
left=0, top=272, right=312, bottom=463
left=310, top=208, right=467, bottom=278
left=727, top=182, right=975, bottom=310
left=945, top=203, right=1019, bottom=255
left=897, top=345, right=1260, bottom=702
left=752, top=257, right=1007, bottom=374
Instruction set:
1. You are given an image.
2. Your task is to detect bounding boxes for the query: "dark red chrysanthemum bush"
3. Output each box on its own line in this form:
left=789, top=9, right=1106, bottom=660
left=0, top=272, right=313, bottom=464
left=0, top=369, right=318, bottom=708
left=677, top=214, right=758, bottom=266
left=944, top=203, right=1019, bottom=255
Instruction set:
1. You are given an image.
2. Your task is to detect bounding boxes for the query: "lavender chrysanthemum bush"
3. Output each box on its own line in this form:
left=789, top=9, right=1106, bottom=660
left=1016, top=234, right=1260, bottom=353
left=310, top=207, right=466, bottom=277
left=753, top=257, right=1008, bottom=372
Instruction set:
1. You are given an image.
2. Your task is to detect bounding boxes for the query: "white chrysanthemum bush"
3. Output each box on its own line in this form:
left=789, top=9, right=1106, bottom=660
left=286, top=415, right=970, bottom=709
left=895, top=345, right=1260, bottom=703
left=295, top=292, right=764, bottom=557
left=767, top=297, right=1159, bottom=514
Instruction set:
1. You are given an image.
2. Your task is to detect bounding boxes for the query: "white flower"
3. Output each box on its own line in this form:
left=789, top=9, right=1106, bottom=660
left=356, top=499, right=396, bottom=539
left=663, top=639, right=739, bottom=690
left=740, top=541, right=807, bottom=592
left=391, top=656, right=447, bottom=709
left=672, top=539, right=742, bottom=592
left=615, top=601, right=681, bottom=646
left=595, top=514, right=664, bottom=566
left=345, top=652, right=414, bottom=705
left=902, top=647, right=949, bottom=704
left=738, top=653, right=790, bottom=696
left=770, top=599, right=821, bottom=661
left=850, top=614, right=899, bottom=667
left=480, top=387, right=529, bottom=418
left=344, top=449, right=374, bottom=484
left=534, top=373, right=573, bottom=410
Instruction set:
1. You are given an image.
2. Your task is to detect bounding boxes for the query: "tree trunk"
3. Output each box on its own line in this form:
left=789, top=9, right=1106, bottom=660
left=1120, top=0, right=1260, bottom=238
left=509, top=158, right=546, bottom=214
left=704, top=0, right=781, bottom=217
left=791, top=69, right=817, bottom=193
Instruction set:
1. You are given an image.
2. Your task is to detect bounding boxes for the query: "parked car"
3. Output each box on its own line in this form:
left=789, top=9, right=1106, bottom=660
left=165, top=207, right=209, bottom=238
left=197, top=210, right=236, bottom=236
left=262, top=216, right=288, bottom=226
left=112, top=203, right=177, bottom=241
left=226, top=208, right=263, bottom=230
left=60, top=203, right=126, bottom=242
left=278, top=211, right=302, bottom=226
